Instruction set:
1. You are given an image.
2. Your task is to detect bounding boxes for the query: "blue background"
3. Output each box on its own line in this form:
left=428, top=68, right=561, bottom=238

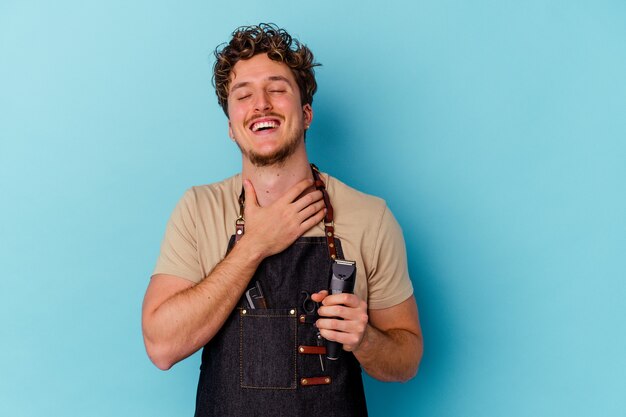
left=1, top=1, right=625, bottom=416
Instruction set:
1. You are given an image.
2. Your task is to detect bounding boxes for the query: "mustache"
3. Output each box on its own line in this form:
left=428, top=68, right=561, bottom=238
left=245, top=112, right=284, bottom=127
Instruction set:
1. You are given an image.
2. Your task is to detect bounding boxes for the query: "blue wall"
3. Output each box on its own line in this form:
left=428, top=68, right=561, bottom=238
left=1, top=1, right=625, bottom=416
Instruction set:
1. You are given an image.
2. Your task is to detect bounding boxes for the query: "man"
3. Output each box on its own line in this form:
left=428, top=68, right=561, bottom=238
left=142, top=23, right=423, bottom=416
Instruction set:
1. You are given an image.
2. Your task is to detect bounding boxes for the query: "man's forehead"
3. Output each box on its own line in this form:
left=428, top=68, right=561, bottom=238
left=229, top=55, right=295, bottom=86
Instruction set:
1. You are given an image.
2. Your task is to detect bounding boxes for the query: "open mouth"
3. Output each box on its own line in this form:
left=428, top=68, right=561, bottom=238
left=249, top=118, right=281, bottom=132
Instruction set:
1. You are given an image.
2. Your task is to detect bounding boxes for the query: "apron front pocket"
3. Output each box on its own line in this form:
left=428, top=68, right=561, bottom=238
left=239, top=307, right=298, bottom=389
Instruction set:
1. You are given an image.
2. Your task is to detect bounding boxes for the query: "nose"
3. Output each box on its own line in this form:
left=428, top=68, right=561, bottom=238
left=253, top=91, right=272, bottom=112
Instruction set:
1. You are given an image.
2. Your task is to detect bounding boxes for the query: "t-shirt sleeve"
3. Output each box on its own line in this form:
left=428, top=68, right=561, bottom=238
left=152, top=189, right=203, bottom=283
left=366, top=205, right=414, bottom=309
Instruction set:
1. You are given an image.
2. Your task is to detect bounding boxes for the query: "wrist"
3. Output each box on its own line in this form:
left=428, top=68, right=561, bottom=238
left=234, top=234, right=267, bottom=265
left=352, top=324, right=374, bottom=356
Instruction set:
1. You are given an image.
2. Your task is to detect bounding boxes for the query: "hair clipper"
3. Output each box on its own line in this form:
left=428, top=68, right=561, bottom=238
left=326, top=259, right=356, bottom=360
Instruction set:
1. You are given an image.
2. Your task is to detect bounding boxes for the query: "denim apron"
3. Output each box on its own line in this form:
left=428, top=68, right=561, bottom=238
left=194, top=168, right=368, bottom=416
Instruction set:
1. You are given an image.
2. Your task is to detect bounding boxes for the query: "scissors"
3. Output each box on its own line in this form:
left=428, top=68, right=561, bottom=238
left=300, top=291, right=319, bottom=315
left=300, top=291, right=325, bottom=372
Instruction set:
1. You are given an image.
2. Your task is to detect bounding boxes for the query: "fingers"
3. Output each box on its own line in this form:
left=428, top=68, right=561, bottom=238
left=299, top=206, right=327, bottom=233
left=316, top=299, right=369, bottom=352
left=292, top=190, right=324, bottom=212
left=281, top=178, right=315, bottom=203
left=317, top=328, right=364, bottom=352
left=242, top=179, right=259, bottom=209
left=318, top=303, right=367, bottom=322
left=319, top=293, right=362, bottom=308
left=297, top=198, right=326, bottom=222
left=311, top=290, right=328, bottom=303
left=317, top=318, right=364, bottom=335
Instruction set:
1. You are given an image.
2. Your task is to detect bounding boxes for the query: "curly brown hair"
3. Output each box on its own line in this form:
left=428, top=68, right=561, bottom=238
left=213, top=23, right=320, bottom=117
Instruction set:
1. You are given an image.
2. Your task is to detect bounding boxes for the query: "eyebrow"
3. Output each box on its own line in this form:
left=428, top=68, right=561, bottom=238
left=267, top=75, right=291, bottom=84
left=230, top=75, right=292, bottom=93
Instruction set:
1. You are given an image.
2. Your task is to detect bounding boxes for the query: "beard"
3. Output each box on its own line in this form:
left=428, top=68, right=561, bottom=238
left=236, top=125, right=305, bottom=168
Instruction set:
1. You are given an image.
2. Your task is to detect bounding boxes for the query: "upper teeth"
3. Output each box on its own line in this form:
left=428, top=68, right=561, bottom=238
left=252, top=121, right=278, bottom=132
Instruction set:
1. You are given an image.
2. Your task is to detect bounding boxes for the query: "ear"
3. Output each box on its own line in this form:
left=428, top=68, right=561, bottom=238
left=303, top=104, right=313, bottom=129
left=228, top=120, right=235, bottom=141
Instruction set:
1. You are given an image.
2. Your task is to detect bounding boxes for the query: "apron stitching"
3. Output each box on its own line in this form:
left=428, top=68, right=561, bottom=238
left=239, top=309, right=243, bottom=388
left=293, top=312, right=298, bottom=389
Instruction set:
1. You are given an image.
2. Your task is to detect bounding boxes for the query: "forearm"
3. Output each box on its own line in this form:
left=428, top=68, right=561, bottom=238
left=353, top=325, right=423, bottom=382
left=143, top=238, right=263, bottom=369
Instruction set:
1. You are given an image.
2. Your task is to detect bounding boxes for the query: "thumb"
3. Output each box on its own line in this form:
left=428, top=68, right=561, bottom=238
left=243, top=179, right=259, bottom=209
left=311, top=290, right=329, bottom=303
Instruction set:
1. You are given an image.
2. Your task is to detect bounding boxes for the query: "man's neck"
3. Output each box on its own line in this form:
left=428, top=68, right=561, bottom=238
left=241, top=151, right=314, bottom=207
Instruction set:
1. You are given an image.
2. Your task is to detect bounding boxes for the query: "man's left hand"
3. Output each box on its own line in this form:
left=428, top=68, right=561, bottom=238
left=311, top=291, right=369, bottom=352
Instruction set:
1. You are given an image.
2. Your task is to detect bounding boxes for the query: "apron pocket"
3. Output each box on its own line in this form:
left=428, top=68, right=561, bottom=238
left=239, top=307, right=298, bottom=389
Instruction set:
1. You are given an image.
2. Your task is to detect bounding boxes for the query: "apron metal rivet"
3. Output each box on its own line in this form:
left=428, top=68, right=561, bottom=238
left=242, top=309, right=247, bottom=315
left=327, top=232, right=333, bottom=237
left=325, top=378, right=330, bottom=383
left=236, top=230, right=242, bottom=235
left=290, top=309, right=296, bottom=315
left=331, top=254, right=336, bottom=259
left=301, top=379, right=308, bottom=385
left=299, top=347, right=305, bottom=353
